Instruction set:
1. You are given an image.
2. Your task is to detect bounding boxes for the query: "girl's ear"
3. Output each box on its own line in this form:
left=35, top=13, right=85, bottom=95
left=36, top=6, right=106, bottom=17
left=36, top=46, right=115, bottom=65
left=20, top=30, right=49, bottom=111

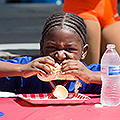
left=40, top=39, right=44, bottom=56
left=81, top=44, right=89, bottom=60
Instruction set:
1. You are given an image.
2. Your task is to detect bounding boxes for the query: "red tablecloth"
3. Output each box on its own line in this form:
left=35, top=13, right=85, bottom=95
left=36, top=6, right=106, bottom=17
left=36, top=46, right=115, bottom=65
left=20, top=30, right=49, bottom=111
left=0, top=94, right=120, bottom=120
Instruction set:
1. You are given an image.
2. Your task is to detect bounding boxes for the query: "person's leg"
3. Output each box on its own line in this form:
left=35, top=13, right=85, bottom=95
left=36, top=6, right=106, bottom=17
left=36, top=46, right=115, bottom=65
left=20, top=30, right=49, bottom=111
left=83, top=20, right=101, bottom=65
left=101, top=21, right=120, bottom=59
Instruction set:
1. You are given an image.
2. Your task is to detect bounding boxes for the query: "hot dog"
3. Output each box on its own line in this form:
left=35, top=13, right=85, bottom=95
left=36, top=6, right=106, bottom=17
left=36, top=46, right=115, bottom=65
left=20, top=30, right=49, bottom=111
left=37, top=63, right=76, bottom=81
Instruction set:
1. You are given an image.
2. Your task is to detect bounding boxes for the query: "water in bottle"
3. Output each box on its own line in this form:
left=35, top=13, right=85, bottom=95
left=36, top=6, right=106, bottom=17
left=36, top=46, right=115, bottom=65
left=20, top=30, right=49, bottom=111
left=101, top=44, right=120, bottom=106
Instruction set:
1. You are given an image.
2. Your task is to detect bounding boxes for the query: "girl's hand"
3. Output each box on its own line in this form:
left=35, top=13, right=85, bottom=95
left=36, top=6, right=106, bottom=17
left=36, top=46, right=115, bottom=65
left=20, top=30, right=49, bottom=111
left=20, top=56, right=56, bottom=78
left=61, top=60, right=101, bottom=84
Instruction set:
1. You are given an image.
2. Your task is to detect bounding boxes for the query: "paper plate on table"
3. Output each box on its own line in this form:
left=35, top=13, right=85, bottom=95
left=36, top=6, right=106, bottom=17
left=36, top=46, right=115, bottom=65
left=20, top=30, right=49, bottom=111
left=19, top=93, right=90, bottom=105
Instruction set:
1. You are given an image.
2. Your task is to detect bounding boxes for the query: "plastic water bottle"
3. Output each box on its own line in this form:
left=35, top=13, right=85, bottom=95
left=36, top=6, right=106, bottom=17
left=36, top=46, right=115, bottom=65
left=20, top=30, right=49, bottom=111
left=101, top=44, right=120, bottom=106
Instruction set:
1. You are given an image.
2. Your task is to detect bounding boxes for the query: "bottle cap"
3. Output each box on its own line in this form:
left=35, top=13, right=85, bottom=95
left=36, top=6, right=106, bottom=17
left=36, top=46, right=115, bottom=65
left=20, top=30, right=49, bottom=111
left=107, top=44, right=115, bottom=49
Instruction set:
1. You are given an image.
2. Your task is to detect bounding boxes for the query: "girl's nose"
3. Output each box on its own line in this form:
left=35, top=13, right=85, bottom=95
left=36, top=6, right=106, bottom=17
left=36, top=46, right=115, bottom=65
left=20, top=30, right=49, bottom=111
left=55, top=50, right=66, bottom=60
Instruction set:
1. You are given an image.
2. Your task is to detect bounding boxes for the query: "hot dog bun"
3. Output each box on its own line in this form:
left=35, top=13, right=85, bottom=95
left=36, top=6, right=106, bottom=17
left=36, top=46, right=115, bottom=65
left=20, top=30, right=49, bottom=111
left=37, top=63, right=76, bottom=81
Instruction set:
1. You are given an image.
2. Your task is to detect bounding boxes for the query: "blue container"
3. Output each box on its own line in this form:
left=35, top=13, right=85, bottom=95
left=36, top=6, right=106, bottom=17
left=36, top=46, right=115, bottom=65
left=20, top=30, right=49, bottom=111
left=0, top=112, right=4, bottom=117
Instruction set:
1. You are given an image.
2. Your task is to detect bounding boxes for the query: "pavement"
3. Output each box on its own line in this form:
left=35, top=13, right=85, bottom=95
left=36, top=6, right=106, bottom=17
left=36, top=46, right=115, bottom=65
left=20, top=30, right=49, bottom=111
left=0, top=2, right=63, bottom=58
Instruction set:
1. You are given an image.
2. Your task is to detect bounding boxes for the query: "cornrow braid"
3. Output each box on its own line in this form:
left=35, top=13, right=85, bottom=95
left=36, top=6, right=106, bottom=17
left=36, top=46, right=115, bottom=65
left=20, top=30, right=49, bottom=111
left=41, top=12, right=87, bottom=46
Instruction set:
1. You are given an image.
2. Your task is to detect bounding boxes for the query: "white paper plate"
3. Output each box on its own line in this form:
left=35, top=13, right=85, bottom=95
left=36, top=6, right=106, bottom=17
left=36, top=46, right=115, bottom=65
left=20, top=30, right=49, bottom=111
left=20, top=93, right=90, bottom=105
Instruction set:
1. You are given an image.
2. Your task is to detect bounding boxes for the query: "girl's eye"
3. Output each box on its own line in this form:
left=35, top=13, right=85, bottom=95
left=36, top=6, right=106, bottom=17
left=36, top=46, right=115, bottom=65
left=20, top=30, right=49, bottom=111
left=66, top=48, right=77, bottom=52
left=46, top=46, right=57, bottom=50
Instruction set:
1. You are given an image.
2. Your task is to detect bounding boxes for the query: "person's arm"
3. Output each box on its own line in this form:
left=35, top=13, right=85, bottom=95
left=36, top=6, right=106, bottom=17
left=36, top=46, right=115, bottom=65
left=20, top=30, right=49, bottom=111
left=0, top=61, right=23, bottom=77
left=0, top=56, right=56, bottom=78
left=83, top=70, right=101, bottom=84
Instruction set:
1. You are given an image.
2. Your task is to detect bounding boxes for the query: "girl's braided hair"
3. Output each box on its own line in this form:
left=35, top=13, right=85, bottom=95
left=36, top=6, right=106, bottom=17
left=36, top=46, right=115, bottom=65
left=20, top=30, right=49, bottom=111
left=41, top=12, right=87, bottom=46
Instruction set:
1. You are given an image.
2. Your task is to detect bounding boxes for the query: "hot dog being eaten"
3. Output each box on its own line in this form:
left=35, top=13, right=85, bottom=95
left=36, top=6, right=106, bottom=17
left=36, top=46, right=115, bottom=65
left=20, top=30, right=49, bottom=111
left=37, top=63, right=77, bottom=81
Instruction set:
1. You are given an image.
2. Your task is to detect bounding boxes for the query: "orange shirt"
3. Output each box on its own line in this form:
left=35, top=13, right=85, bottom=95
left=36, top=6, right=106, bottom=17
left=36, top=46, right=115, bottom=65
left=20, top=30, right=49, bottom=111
left=62, top=0, right=120, bottom=28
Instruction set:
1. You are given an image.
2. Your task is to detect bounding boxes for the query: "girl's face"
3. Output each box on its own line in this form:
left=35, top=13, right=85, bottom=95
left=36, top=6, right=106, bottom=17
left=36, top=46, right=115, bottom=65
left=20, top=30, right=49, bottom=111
left=41, top=28, right=87, bottom=64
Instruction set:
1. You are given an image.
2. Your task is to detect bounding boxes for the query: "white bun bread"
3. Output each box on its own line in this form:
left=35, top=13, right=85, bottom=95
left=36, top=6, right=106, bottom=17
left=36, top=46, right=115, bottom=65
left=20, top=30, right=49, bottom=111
left=37, top=63, right=76, bottom=81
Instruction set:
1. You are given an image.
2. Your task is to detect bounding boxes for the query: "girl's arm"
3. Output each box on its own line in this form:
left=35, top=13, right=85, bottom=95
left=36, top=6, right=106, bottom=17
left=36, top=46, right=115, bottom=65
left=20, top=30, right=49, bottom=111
left=0, top=61, right=23, bottom=77
left=0, top=56, right=56, bottom=78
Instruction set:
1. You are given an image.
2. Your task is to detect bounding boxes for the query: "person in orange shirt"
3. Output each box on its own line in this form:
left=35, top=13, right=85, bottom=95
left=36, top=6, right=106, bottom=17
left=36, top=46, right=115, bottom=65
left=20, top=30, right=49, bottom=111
left=62, top=0, right=120, bottom=65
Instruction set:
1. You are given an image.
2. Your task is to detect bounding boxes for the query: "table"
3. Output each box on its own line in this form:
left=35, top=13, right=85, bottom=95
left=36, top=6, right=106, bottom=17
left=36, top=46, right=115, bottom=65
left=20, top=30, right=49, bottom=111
left=0, top=94, right=120, bottom=120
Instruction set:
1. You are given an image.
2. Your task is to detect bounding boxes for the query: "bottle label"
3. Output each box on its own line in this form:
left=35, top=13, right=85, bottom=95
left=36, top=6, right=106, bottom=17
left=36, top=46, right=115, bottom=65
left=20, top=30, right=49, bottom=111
left=101, top=65, right=120, bottom=76
left=109, top=66, right=120, bottom=76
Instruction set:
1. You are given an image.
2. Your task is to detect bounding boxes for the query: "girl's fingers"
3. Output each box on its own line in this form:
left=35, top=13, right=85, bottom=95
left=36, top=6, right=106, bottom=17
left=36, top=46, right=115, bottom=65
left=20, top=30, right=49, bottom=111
left=35, top=63, right=53, bottom=75
left=36, top=56, right=56, bottom=67
left=62, top=69, right=78, bottom=75
left=37, top=69, right=49, bottom=78
left=62, top=65, right=78, bottom=72
left=61, top=60, right=78, bottom=71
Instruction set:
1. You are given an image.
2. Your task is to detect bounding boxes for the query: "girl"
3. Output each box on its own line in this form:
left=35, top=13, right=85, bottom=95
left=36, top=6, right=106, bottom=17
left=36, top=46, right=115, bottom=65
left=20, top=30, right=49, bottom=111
left=0, top=12, right=101, bottom=94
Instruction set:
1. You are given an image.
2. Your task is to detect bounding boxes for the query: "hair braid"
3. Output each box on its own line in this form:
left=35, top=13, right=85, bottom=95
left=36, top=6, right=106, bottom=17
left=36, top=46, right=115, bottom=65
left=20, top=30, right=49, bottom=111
left=41, top=12, right=87, bottom=46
